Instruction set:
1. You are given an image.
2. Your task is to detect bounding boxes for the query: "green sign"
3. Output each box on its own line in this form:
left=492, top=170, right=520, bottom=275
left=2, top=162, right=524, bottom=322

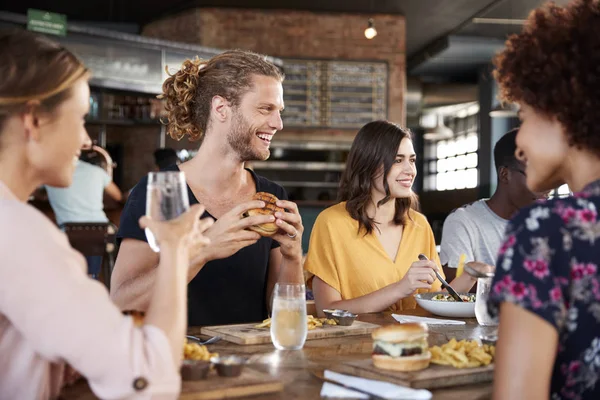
left=27, top=9, right=67, bottom=36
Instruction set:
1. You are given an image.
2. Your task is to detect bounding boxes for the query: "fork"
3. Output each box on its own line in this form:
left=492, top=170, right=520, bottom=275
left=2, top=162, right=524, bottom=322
left=186, top=335, right=221, bottom=345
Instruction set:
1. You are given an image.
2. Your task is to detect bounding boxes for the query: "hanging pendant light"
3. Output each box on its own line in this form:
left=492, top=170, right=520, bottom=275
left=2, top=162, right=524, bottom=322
left=365, top=18, right=377, bottom=39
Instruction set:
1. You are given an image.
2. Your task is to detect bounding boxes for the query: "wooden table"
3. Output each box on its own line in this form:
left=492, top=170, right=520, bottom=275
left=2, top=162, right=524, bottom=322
left=61, top=308, right=494, bottom=399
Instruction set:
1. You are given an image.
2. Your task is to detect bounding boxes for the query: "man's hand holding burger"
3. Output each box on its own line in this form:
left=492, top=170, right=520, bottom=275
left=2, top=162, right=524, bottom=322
left=189, top=198, right=274, bottom=267
left=245, top=192, right=305, bottom=290
left=244, top=192, right=304, bottom=263
left=189, top=192, right=304, bottom=268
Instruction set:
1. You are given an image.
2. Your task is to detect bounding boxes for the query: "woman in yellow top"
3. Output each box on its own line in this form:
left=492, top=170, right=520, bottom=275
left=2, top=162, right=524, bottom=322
left=305, top=121, right=479, bottom=314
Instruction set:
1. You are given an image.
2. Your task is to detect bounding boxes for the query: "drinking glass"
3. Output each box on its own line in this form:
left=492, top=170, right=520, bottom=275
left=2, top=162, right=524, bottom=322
left=475, top=277, right=499, bottom=326
left=270, top=283, right=308, bottom=350
left=145, top=171, right=189, bottom=252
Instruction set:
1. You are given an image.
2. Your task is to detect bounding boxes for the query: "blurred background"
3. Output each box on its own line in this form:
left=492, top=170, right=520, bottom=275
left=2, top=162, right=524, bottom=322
left=1, top=0, right=571, bottom=252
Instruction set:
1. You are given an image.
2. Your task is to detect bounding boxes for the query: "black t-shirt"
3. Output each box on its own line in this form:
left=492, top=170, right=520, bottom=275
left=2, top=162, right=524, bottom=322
left=117, top=165, right=287, bottom=326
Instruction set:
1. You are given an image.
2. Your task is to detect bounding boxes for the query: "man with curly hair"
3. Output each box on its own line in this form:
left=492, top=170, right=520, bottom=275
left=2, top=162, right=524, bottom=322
left=486, top=1, right=600, bottom=399
left=111, top=51, right=305, bottom=326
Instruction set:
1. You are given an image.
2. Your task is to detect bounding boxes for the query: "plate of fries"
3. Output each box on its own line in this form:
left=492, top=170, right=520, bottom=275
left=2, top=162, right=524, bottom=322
left=254, top=315, right=338, bottom=330
left=183, top=341, right=219, bottom=361
left=429, top=338, right=495, bottom=369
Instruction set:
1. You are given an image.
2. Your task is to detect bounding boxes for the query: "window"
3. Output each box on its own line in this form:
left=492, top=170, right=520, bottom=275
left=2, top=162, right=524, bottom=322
left=423, top=104, right=480, bottom=191
left=549, top=184, right=571, bottom=198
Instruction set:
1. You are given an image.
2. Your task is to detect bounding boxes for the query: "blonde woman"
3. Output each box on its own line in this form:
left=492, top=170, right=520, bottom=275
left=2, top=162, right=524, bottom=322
left=0, top=29, right=212, bottom=399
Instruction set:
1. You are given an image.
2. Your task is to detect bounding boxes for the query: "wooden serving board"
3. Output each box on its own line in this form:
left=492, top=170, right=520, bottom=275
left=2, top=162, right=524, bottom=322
left=180, top=368, right=283, bottom=399
left=332, top=358, right=494, bottom=389
left=200, top=321, right=380, bottom=345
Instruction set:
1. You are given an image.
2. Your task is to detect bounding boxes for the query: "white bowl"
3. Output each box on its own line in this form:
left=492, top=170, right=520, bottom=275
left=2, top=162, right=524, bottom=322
left=414, top=292, right=475, bottom=318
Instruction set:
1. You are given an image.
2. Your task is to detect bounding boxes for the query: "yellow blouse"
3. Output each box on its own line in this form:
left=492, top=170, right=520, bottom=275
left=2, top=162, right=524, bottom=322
left=304, top=202, right=444, bottom=311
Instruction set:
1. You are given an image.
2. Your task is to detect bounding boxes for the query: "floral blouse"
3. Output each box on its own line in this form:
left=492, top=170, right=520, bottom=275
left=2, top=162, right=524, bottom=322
left=488, top=179, right=600, bottom=400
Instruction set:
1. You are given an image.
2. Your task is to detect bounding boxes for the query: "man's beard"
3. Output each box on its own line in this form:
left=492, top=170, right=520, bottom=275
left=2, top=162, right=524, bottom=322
left=227, top=111, right=270, bottom=162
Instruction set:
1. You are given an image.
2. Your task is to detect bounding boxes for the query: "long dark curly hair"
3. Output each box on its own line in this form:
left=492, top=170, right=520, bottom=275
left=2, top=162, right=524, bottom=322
left=494, top=0, right=600, bottom=154
left=338, top=120, right=418, bottom=235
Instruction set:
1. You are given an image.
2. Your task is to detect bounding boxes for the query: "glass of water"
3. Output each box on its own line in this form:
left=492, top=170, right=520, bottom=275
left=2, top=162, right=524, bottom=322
left=475, top=277, right=499, bottom=326
left=145, top=171, right=189, bottom=252
left=270, top=283, right=308, bottom=350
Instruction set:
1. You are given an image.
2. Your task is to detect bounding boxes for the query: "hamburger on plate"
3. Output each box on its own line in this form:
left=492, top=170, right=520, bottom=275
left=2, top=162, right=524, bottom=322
left=371, top=323, right=431, bottom=372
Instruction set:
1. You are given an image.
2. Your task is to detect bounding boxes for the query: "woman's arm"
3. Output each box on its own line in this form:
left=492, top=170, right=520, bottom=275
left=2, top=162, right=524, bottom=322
left=0, top=204, right=211, bottom=398
left=446, top=262, right=495, bottom=293
left=493, top=302, right=558, bottom=400
left=312, top=259, right=438, bottom=316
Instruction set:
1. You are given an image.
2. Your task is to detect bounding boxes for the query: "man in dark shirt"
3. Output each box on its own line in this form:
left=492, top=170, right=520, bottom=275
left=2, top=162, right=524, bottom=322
left=110, top=50, right=304, bottom=326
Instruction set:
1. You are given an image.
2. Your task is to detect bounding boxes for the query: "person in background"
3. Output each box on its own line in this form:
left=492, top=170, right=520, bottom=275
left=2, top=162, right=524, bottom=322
left=0, top=28, right=213, bottom=400
left=154, top=147, right=180, bottom=171
left=111, top=50, right=305, bottom=326
left=45, top=146, right=123, bottom=277
left=487, top=1, right=600, bottom=399
left=304, top=121, right=484, bottom=316
left=440, top=128, right=547, bottom=281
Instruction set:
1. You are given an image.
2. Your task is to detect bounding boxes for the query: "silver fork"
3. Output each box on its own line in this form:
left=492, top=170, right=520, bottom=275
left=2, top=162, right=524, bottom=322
left=186, top=335, right=221, bottom=345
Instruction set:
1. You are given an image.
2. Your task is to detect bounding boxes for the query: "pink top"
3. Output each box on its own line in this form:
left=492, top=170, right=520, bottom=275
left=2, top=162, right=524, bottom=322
left=0, top=181, right=180, bottom=399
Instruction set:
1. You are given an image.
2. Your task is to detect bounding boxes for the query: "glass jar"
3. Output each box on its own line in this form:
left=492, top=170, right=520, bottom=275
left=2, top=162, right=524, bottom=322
left=475, top=277, right=499, bottom=326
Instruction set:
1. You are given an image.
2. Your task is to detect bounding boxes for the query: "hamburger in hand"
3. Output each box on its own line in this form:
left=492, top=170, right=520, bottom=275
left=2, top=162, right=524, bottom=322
left=371, top=323, right=431, bottom=372
left=243, top=192, right=284, bottom=237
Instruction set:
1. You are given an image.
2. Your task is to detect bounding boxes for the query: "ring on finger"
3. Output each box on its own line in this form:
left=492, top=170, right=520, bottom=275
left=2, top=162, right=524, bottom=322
left=287, top=230, right=298, bottom=239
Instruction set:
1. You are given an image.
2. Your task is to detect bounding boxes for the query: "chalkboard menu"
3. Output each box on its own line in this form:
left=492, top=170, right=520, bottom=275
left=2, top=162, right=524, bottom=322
left=282, top=59, right=387, bottom=129
left=59, top=34, right=165, bottom=94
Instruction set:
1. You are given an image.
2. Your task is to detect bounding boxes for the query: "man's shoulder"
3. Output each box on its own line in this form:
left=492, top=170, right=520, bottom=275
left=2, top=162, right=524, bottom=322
left=443, top=199, right=491, bottom=228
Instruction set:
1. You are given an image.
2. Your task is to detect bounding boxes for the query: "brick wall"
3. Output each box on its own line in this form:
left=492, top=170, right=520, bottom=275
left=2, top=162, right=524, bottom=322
left=143, top=8, right=406, bottom=130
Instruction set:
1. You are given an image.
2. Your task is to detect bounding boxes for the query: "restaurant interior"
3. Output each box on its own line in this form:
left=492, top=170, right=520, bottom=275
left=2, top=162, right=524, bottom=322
left=0, top=0, right=583, bottom=399
left=2, top=0, right=571, bottom=252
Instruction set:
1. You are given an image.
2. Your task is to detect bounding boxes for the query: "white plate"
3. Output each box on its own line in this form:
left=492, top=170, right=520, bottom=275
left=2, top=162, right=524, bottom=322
left=414, top=292, right=475, bottom=318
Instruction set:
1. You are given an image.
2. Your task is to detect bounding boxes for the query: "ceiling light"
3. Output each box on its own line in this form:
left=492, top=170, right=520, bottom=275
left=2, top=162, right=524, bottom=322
left=489, top=102, right=519, bottom=118
left=364, top=19, right=377, bottom=39
left=424, top=114, right=454, bottom=141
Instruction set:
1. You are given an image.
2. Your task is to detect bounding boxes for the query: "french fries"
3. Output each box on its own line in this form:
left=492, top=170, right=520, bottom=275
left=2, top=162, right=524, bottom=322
left=429, top=338, right=495, bottom=368
left=183, top=341, right=218, bottom=361
left=254, top=315, right=337, bottom=330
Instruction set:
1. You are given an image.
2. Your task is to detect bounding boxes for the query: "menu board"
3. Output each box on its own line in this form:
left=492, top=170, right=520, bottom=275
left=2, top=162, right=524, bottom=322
left=281, top=60, right=323, bottom=126
left=282, top=59, right=388, bottom=129
left=59, top=34, right=164, bottom=94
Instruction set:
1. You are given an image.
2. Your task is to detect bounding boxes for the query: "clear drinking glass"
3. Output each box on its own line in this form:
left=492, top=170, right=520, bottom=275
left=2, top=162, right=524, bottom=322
left=270, top=283, right=308, bottom=350
left=475, top=277, right=499, bottom=326
left=145, top=171, right=189, bottom=252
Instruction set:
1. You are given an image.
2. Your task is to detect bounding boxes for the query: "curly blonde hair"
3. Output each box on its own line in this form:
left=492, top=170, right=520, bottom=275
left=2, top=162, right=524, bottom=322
left=160, top=50, right=284, bottom=144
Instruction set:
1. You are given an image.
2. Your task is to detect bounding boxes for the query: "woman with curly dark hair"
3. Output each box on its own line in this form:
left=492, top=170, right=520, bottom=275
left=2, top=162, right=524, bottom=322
left=304, top=121, right=480, bottom=315
left=487, top=1, right=600, bottom=399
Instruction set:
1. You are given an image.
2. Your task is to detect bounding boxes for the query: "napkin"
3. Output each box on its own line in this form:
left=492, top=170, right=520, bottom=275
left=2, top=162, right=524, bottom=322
left=392, top=314, right=465, bottom=325
left=320, top=370, right=432, bottom=399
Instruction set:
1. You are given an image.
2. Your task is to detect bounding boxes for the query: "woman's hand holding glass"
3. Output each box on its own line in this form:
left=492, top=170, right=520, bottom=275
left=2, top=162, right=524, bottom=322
left=139, top=204, right=213, bottom=257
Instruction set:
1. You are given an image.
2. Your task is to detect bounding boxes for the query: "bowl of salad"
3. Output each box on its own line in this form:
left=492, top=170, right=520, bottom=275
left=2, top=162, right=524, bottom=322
left=414, top=292, right=476, bottom=318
